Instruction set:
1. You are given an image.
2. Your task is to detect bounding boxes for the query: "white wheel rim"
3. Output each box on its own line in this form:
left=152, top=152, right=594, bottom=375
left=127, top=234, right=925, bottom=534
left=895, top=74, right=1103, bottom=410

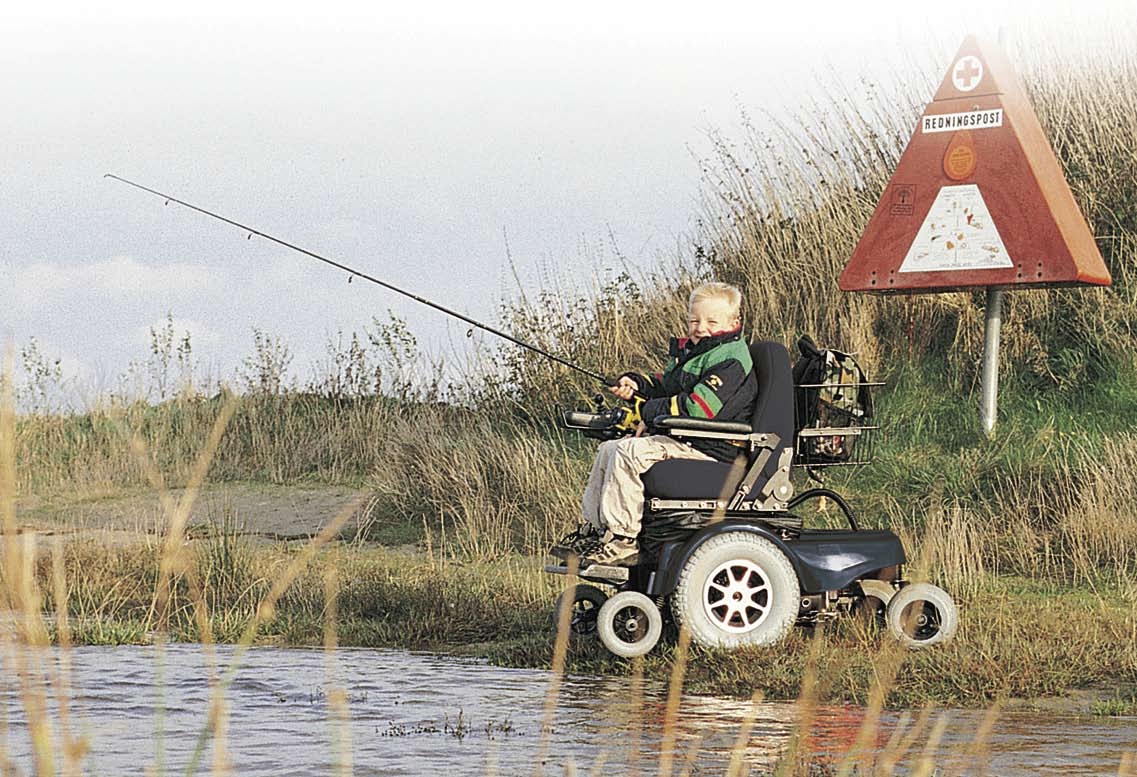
left=702, top=559, right=772, bottom=633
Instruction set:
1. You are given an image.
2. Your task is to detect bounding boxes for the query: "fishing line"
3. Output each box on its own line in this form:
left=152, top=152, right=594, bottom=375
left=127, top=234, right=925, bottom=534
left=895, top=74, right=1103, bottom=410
left=105, top=173, right=614, bottom=386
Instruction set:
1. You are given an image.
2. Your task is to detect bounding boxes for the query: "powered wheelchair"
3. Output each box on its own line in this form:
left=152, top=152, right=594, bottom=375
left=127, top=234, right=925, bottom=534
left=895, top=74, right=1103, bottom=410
left=546, top=340, right=958, bottom=657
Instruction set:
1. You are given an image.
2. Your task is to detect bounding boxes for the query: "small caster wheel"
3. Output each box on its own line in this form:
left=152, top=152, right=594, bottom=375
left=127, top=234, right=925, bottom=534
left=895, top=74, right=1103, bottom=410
left=551, top=584, right=608, bottom=637
left=885, top=582, right=959, bottom=648
left=597, top=591, right=662, bottom=658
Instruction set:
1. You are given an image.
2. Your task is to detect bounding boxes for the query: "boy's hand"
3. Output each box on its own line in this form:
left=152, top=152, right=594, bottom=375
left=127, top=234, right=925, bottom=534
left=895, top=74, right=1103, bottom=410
left=608, top=376, right=638, bottom=401
left=633, top=421, right=647, bottom=437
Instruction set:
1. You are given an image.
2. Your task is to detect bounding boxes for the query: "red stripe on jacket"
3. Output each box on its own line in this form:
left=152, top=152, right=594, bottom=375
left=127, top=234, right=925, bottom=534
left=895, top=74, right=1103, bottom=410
left=691, top=393, right=714, bottom=418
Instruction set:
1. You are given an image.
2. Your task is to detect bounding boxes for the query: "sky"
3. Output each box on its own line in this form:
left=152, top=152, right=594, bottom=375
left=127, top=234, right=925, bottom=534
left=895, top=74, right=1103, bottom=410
left=0, top=0, right=1117, bottom=405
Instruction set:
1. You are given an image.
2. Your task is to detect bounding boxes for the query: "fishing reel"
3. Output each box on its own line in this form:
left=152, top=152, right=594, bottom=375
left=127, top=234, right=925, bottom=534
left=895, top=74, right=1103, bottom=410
left=561, top=395, right=645, bottom=440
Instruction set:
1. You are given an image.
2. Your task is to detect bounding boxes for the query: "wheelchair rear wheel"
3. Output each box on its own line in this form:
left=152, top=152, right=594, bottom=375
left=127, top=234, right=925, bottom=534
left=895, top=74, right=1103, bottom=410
left=885, top=582, right=958, bottom=648
left=551, top=584, right=608, bottom=637
left=672, top=532, right=799, bottom=649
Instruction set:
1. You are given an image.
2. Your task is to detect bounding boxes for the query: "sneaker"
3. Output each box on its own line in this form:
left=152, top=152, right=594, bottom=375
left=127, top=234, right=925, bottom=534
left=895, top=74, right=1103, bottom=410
left=550, top=524, right=603, bottom=561
left=579, top=535, right=639, bottom=567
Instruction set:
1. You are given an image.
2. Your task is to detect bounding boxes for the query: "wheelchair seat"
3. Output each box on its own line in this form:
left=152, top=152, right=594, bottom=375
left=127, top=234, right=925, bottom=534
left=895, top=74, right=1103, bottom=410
left=641, top=340, right=795, bottom=503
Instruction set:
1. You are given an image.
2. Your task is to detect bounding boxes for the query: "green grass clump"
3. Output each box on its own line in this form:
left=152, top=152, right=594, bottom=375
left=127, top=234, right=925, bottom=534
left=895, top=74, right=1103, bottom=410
left=1091, top=694, right=1137, bottom=717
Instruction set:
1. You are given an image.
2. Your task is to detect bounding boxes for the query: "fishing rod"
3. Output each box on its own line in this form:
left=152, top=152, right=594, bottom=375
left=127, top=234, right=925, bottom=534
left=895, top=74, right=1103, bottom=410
left=104, top=173, right=617, bottom=388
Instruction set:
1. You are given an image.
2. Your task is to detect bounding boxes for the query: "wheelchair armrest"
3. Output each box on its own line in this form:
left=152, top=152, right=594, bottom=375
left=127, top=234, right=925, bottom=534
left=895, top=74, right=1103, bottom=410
left=653, top=417, right=753, bottom=435
left=655, top=416, right=784, bottom=451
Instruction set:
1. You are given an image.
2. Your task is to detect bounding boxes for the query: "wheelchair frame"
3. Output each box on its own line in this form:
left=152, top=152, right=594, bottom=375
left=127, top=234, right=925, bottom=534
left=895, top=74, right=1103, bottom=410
left=548, top=346, right=957, bottom=655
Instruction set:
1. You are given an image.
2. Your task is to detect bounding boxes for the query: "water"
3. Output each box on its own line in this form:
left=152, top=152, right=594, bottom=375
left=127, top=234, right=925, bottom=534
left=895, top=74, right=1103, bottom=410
left=2, top=644, right=1135, bottom=775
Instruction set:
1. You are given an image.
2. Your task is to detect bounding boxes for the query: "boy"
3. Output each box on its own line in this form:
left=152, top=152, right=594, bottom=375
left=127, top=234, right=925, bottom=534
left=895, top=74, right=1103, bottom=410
left=556, top=282, right=757, bottom=567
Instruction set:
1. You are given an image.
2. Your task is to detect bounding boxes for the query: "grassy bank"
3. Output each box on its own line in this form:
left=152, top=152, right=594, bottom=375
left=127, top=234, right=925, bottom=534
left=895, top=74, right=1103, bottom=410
left=14, top=354, right=1137, bottom=708
left=17, top=352, right=1137, bottom=583
left=19, top=536, right=1135, bottom=712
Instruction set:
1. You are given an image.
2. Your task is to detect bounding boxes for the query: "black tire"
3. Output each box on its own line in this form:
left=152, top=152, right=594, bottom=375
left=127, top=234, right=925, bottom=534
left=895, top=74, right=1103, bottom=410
left=597, top=591, right=663, bottom=658
left=551, top=584, right=608, bottom=637
left=885, top=582, right=959, bottom=648
left=672, top=532, right=799, bottom=649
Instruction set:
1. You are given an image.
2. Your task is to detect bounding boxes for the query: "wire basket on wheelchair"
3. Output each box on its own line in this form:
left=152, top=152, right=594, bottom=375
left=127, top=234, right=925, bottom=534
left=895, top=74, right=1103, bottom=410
left=792, top=336, right=881, bottom=468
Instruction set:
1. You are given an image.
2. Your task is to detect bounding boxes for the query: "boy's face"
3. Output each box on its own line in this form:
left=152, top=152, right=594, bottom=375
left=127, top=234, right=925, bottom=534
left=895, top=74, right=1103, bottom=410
left=687, top=297, right=740, bottom=344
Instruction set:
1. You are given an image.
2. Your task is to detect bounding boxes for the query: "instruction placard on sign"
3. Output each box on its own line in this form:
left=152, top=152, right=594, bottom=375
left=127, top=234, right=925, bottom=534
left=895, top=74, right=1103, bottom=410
left=899, top=185, right=1011, bottom=272
left=838, top=36, right=1110, bottom=293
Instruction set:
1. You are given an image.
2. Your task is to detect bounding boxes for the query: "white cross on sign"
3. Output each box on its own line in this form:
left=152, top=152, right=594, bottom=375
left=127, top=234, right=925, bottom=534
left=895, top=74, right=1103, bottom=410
left=952, top=56, right=984, bottom=92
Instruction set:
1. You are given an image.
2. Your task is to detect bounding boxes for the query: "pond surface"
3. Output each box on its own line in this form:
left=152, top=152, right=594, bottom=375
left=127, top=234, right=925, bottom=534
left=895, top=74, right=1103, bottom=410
left=1, top=644, right=1135, bottom=775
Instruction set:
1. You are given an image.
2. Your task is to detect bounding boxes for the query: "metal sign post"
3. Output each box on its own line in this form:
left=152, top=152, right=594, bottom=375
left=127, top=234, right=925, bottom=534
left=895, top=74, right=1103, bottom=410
left=979, top=288, right=1003, bottom=436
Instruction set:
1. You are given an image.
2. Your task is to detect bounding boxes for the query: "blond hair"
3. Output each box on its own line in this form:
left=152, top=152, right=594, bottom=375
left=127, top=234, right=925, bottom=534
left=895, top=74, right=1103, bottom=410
left=689, top=282, right=742, bottom=318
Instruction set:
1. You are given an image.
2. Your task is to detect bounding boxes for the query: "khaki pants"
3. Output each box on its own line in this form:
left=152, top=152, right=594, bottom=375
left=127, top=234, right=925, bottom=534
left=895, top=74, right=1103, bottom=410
left=581, top=435, right=715, bottom=538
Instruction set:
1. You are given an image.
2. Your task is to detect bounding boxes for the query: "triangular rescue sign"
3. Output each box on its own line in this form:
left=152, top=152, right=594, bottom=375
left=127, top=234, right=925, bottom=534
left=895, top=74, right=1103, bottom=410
left=839, top=36, right=1111, bottom=293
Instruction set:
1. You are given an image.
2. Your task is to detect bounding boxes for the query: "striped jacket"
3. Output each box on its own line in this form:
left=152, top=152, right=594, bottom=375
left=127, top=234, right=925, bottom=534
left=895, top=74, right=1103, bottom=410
left=623, top=329, right=757, bottom=461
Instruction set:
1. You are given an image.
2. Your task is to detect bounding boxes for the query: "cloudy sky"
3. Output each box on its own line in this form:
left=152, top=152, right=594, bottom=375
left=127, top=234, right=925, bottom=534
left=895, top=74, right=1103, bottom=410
left=1, top=0, right=1110, bottom=404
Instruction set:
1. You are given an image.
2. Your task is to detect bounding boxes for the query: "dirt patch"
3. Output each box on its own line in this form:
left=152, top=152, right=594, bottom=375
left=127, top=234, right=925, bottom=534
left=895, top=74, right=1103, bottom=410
left=12, top=482, right=373, bottom=544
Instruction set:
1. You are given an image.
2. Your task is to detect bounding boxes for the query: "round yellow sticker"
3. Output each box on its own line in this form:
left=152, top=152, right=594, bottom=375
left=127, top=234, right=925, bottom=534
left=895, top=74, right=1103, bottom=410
left=944, top=132, right=977, bottom=180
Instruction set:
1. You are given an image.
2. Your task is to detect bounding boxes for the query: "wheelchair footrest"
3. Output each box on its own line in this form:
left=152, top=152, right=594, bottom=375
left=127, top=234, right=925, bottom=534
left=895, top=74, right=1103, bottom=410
left=544, top=563, right=629, bottom=584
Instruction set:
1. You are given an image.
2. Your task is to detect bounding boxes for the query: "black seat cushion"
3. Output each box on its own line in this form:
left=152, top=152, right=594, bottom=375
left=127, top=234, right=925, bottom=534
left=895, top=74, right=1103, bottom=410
left=641, top=458, right=739, bottom=500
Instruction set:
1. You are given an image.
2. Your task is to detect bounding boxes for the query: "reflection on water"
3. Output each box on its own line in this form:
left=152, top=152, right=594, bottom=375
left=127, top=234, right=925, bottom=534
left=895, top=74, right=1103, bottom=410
left=1, top=644, right=1135, bottom=775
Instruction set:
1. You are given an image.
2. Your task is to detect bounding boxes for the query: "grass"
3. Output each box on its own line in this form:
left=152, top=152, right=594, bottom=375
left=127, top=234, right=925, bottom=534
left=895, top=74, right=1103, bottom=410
left=17, top=351, right=1137, bottom=580
left=21, top=536, right=1137, bottom=713
left=5, top=291, right=1135, bottom=757
left=1092, top=693, right=1137, bottom=718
